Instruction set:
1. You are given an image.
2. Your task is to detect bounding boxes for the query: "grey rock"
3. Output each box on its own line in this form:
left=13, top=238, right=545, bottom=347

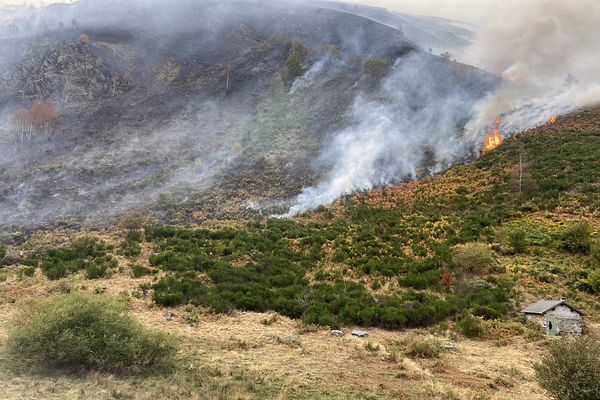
left=261, top=334, right=278, bottom=341
left=164, top=310, right=175, bottom=321
left=283, top=335, right=300, bottom=343
left=441, top=342, right=457, bottom=350
left=331, top=330, right=345, bottom=337
left=351, top=329, right=369, bottom=338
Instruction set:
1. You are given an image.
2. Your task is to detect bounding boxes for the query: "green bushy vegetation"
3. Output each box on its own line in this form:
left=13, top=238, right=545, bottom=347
left=455, top=314, right=484, bottom=338
left=8, top=293, right=176, bottom=374
left=35, top=236, right=116, bottom=280
left=146, top=214, right=512, bottom=330
left=535, top=336, right=600, bottom=400
left=118, top=231, right=143, bottom=259
left=363, top=58, right=392, bottom=80
left=131, top=263, right=153, bottom=278
left=452, top=243, right=497, bottom=274
left=561, top=220, right=592, bottom=254
left=282, top=42, right=307, bottom=85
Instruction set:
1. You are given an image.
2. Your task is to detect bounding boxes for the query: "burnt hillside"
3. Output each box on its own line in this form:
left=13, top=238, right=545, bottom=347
left=0, top=0, right=496, bottom=234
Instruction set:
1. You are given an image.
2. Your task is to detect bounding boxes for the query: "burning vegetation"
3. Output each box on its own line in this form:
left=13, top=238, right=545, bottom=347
left=483, top=119, right=504, bottom=152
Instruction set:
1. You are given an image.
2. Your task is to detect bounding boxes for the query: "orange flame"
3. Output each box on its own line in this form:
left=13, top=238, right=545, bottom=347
left=483, top=119, right=504, bottom=152
left=550, top=115, right=558, bottom=124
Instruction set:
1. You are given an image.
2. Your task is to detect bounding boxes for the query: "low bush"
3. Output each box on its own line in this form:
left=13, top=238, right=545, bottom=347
left=508, top=228, right=527, bottom=253
left=119, top=208, right=147, bottom=232
left=452, top=243, right=497, bottom=273
left=131, top=264, right=153, bottom=278
left=8, top=293, right=176, bottom=373
left=591, top=240, right=600, bottom=267
left=535, top=336, right=600, bottom=400
left=404, top=336, right=443, bottom=358
left=39, top=236, right=116, bottom=280
left=561, top=220, right=591, bottom=254
left=456, top=314, right=484, bottom=338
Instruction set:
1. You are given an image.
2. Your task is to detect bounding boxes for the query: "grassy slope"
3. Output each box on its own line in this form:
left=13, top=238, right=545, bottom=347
left=0, top=108, right=599, bottom=399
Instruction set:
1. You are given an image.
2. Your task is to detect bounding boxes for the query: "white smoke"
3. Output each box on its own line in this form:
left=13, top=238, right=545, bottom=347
left=464, top=0, right=600, bottom=137
left=286, top=0, right=600, bottom=216
left=285, top=52, right=483, bottom=216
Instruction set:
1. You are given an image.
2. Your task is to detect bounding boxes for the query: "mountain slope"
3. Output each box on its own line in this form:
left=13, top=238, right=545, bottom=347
left=0, top=0, right=496, bottom=233
left=1, top=107, right=598, bottom=400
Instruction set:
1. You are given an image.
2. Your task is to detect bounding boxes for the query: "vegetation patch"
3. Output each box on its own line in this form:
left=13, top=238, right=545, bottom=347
left=35, top=236, right=117, bottom=280
left=7, top=293, right=176, bottom=374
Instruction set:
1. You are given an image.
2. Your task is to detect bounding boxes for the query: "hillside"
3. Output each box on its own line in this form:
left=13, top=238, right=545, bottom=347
left=0, top=0, right=496, bottom=235
left=1, top=105, right=599, bottom=399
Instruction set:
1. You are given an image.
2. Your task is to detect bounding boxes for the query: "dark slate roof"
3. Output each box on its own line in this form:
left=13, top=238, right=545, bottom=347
left=522, top=300, right=584, bottom=316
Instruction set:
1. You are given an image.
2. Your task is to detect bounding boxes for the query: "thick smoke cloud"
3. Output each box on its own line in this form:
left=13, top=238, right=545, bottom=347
left=463, top=0, right=600, bottom=138
left=286, top=0, right=600, bottom=215
left=286, top=52, right=483, bottom=215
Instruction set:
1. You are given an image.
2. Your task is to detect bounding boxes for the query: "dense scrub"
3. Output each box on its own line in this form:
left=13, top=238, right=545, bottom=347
left=8, top=293, right=176, bottom=373
left=37, top=236, right=117, bottom=280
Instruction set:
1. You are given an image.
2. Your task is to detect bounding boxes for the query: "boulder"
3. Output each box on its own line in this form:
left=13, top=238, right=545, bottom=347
left=351, top=329, right=369, bottom=338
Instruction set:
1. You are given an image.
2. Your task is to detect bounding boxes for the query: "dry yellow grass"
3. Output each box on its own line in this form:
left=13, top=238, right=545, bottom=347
left=0, top=263, right=554, bottom=400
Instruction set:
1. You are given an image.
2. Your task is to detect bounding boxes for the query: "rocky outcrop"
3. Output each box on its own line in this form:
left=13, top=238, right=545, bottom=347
left=3, top=40, right=132, bottom=103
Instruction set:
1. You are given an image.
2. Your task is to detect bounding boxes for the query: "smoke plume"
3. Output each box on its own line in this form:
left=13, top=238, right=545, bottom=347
left=286, top=0, right=600, bottom=215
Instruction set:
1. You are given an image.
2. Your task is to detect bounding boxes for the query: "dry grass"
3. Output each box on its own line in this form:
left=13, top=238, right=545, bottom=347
left=0, top=263, right=555, bottom=400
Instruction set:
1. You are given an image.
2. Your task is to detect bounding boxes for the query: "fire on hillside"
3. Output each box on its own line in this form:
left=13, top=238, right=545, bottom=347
left=483, top=119, right=503, bottom=152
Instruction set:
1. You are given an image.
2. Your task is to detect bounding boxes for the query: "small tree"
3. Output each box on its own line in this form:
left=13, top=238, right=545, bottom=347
left=12, top=101, right=59, bottom=141
left=535, top=336, right=600, bottom=400
left=29, top=101, right=59, bottom=138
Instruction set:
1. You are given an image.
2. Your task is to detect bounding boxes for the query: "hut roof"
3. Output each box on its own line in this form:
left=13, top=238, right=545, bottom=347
left=522, top=299, right=584, bottom=316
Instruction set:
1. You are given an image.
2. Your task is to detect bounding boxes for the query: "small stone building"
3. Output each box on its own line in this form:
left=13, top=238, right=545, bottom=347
left=522, top=299, right=584, bottom=336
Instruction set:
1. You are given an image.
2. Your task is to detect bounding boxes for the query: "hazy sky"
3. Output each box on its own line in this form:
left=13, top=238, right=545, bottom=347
left=0, top=0, right=494, bottom=24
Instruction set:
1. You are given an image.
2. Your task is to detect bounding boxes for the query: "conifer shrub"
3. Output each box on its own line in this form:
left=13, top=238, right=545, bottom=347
left=508, top=228, right=527, bottom=253
left=8, top=293, right=176, bottom=373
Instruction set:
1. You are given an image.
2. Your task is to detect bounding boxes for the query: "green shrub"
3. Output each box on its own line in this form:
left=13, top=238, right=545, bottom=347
left=456, top=314, right=484, bottom=338
left=561, top=220, right=591, bottom=254
left=131, top=264, right=153, bottom=278
left=17, top=266, right=36, bottom=279
left=404, top=336, right=443, bottom=358
left=0, top=243, right=6, bottom=260
left=452, top=243, right=497, bottom=273
left=363, top=58, right=392, bottom=80
left=535, top=336, right=600, bottom=400
left=508, top=228, right=527, bottom=253
left=8, top=293, right=176, bottom=373
left=39, top=236, right=116, bottom=280
left=118, top=234, right=143, bottom=259
left=282, top=42, right=307, bottom=85
left=588, top=270, right=600, bottom=294
left=591, top=240, right=600, bottom=267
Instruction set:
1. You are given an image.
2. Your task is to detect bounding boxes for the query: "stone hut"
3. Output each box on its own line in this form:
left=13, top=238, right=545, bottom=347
left=522, top=298, right=584, bottom=336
